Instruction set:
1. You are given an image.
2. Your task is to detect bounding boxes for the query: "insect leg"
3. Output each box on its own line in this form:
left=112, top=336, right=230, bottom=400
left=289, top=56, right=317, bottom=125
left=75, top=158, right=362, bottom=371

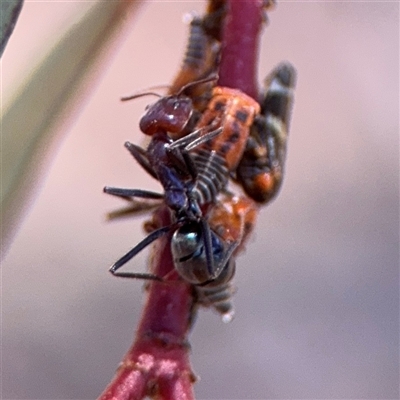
left=124, top=141, right=158, bottom=180
left=109, top=225, right=172, bottom=275
left=175, top=127, right=223, bottom=181
left=166, top=128, right=216, bottom=180
left=200, top=217, right=216, bottom=278
left=215, top=240, right=238, bottom=275
left=103, top=187, right=164, bottom=200
left=167, top=127, right=205, bottom=150
left=110, top=271, right=164, bottom=281
left=105, top=202, right=161, bottom=222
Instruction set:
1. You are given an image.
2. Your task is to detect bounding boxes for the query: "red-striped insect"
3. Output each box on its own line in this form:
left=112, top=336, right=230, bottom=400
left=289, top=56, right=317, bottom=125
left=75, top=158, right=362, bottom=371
left=236, top=62, right=296, bottom=203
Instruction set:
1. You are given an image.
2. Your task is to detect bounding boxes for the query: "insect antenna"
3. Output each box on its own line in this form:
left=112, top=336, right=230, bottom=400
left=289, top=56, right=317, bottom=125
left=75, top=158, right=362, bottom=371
left=176, top=74, right=218, bottom=96
left=121, top=91, right=163, bottom=102
left=121, top=75, right=217, bottom=103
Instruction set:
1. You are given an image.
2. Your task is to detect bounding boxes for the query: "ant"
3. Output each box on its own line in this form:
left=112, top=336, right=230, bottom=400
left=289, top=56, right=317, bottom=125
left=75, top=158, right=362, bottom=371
left=104, top=125, right=236, bottom=286
left=236, top=62, right=297, bottom=203
left=104, top=103, right=236, bottom=284
left=105, top=74, right=260, bottom=281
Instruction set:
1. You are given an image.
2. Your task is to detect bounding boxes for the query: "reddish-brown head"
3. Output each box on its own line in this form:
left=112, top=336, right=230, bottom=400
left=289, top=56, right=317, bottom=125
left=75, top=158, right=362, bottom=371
left=139, top=95, right=193, bottom=136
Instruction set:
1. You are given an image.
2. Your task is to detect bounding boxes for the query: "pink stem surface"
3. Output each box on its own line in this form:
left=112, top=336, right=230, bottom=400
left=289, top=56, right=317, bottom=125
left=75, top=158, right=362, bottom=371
left=98, top=207, right=196, bottom=400
left=218, top=0, right=264, bottom=99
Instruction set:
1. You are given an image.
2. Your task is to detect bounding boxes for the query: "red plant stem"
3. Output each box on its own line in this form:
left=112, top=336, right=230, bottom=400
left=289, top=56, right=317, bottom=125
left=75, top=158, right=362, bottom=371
left=218, top=0, right=264, bottom=100
left=98, top=207, right=196, bottom=400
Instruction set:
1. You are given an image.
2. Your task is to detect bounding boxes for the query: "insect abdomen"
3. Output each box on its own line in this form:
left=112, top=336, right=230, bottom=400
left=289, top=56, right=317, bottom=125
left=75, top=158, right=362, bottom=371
left=191, top=149, right=228, bottom=206
left=236, top=62, right=296, bottom=203
left=196, top=86, right=260, bottom=171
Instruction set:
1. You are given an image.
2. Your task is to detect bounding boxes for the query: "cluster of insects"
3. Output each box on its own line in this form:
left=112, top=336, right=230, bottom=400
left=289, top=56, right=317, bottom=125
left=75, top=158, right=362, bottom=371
left=104, top=5, right=296, bottom=322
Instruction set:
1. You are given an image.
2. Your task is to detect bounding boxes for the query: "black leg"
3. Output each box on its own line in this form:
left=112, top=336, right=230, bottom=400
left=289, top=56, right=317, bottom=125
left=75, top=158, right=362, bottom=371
left=106, top=202, right=161, bottom=221
left=104, top=186, right=164, bottom=200
left=180, top=128, right=223, bottom=180
left=167, top=146, right=193, bottom=176
left=198, top=240, right=239, bottom=287
left=109, top=225, right=172, bottom=274
left=200, top=218, right=215, bottom=278
left=180, top=149, right=198, bottom=180
left=125, top=141, right=158, bottom=180
left=167, top=130, right=202, bottom=178
left=215, top=240, right=239, bottom=276
left=111, top=271, right=163, bottom=281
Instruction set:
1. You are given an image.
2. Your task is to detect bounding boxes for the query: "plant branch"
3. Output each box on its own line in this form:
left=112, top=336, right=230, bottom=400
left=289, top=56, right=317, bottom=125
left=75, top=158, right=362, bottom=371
left=98, top=206, right=196, bottom=400
left=218, top=0, right=266, bottom=99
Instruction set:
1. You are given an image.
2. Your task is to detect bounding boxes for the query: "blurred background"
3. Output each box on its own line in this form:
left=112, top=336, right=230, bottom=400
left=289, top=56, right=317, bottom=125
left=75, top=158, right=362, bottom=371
left=2, top=2, right=398, bottom=399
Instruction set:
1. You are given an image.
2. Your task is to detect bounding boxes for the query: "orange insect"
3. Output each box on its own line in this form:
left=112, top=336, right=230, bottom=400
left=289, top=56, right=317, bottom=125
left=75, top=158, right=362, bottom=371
left=195, top=86, right=261, bottom=171
left=236, top=62, right=296, bottom=203
left=106, top=191, right=258, bottom=322
left=129, top=84, right=260, bottom=210
left=169, top=16, right=220, bottom=115
left=192, top=192, right=258, bottom=321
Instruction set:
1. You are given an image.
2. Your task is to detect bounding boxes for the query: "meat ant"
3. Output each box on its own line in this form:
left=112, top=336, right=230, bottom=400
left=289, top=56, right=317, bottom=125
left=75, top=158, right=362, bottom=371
left=104, top=125, right=238, bottom=287
left=108, top=76, right=230, bottom=279
left=105, top=72, right=260, bottom=280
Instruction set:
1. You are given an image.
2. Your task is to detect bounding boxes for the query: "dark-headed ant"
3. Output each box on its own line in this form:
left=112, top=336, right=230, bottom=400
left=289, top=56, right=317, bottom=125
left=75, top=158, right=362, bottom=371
left=104, top=126, right=237, bottom=288
left=105, top=68, right=261, bottom=290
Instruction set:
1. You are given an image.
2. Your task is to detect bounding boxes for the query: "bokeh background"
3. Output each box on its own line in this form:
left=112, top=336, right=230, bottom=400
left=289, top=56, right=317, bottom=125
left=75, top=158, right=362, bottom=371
left=2, top=2, right=398, bottom=399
